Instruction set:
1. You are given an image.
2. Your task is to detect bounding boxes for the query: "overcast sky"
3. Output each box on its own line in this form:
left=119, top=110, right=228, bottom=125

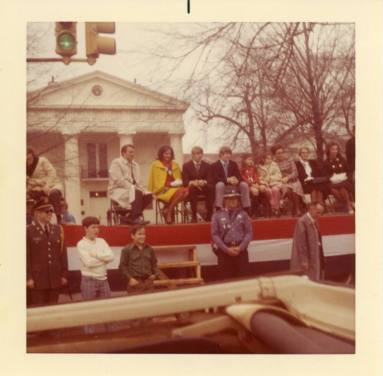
left=27, top=22, right=226, bottom=152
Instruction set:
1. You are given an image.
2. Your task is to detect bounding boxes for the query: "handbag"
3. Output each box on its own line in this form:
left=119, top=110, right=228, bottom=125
left=330, top=172, right=347, bottom=184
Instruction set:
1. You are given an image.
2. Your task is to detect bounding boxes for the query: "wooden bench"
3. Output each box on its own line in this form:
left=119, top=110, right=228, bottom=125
left=153, top=245, right=204, bottom=287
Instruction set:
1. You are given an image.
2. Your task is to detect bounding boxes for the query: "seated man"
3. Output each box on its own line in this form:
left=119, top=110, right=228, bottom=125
left=210, top=146, right=251, bottom=213
left=182, top=146, right=214, bottom=222
left=27, top=148, right=63, bottom=223
left=211, top=186, right=253, bottom=280
left=108, top=144, right=152, bottom=225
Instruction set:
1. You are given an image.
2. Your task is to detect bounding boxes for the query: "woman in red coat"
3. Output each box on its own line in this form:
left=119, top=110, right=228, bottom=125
left=240, top=154, right=261, bottom=217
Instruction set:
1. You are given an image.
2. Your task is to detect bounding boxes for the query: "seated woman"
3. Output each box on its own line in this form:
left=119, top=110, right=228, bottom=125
left=27, top=147, right=63, bottom=223
left=148, top=145, right=189, bottom=224
left=240, top=154, right=261, bottom=217
left=295, top=147, right=329, bottom=208
left=324, top=142, right=354, bottom=214
left=257, top=152, right=283, bottom=217
left=272, top=145, right=304, bottom=217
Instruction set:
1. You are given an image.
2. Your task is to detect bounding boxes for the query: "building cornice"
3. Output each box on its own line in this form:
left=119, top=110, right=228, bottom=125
left=27, top=70, right=190, bottom=110
left=27, top=105, right=188, bottom=112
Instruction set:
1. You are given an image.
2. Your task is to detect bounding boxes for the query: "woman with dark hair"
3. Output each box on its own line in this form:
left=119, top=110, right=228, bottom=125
left=324, top=142, right=354, bottom=214
left=271, top=145, right=304, bottom=217
left=148, top=145, right=189, bottom=224
left=295, top=147, right=329, bottom=208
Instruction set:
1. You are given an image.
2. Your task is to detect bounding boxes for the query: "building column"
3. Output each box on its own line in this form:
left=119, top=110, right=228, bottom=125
left=118, top=132, right=136, bottom=151
left=63, top=133, right=82, bottom=222
left=169, top=133, right=184, bottom=166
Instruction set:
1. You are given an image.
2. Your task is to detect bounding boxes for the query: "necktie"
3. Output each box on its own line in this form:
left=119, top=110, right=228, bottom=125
left=195, top=162, right=200, bottom=174
left=224, top=162, right=228, bottom=178
left=44, top=225, right=49, bottom=238
left=130, top=162, right=136, bottom=185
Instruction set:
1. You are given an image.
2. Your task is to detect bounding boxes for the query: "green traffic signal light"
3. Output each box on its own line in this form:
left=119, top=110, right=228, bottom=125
left=55, top=22, right=77, bottom=64
left=58, top=32, right=75, bottom=50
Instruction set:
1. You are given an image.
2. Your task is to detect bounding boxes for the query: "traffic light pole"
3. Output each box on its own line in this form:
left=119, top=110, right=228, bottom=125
left=27, top=58, right=88, bottom=63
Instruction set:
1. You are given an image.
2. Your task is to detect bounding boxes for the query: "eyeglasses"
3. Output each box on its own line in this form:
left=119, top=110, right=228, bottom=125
left=44, top=209, right=54, bottom=214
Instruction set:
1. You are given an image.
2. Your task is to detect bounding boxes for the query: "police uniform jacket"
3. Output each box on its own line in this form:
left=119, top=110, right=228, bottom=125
left=211, top=208, right=253, bottom=253
left=27, top=221, right=68, bottom=290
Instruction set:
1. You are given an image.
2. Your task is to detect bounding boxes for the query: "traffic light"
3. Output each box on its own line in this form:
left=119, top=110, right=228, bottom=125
left=85, top=22, right=116, bottom=65
left=55, top=22, right=77, bottom=64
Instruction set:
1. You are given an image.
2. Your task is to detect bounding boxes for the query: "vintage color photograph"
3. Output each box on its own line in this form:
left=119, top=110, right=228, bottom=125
left=26, top=22, right=355, bottom=354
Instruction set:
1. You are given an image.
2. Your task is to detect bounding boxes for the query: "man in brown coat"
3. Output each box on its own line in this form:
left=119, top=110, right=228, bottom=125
left=27, top=197, right=68, bottom=307
left=290, top=202, right=325, bottom=281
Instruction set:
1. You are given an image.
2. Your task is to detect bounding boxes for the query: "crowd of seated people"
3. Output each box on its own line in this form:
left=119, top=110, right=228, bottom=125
left=146, top=142, right=354, bottom=222
left=27, top=139, right=355, bottom=228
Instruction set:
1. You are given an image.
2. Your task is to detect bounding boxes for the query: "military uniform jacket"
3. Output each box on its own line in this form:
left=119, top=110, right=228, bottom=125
left=27, top=221, right=68, bottom=290
left=211, top=208, right=253, bottom=253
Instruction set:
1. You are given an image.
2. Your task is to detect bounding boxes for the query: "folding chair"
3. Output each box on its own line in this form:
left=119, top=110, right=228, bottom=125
left=155, top=199, right=188, bottom=224
left=107, top=200, right=131, bottom=225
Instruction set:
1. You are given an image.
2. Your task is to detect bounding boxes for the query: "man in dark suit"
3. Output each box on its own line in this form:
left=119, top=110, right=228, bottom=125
left=210, top=146, right=251, bottom=211
left=27, top=197, right=68, bottom=307
left=182, top=146, right=214, bottom=221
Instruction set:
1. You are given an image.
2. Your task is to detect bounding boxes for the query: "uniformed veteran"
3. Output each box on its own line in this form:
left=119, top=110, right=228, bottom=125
left=211, top=186, right=253, bottom=279
left=27, top=197, right=68, bottom=307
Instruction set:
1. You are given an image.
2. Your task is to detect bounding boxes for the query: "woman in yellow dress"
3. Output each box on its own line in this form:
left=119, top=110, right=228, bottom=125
left=148, top=145, right=189, bottom=224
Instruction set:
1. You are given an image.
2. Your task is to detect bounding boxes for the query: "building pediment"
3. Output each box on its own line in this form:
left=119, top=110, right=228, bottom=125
left=28, top=71, right=189, bottom=111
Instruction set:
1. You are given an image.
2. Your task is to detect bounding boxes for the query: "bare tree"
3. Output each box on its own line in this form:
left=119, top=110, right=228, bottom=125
left=271, top=23, right=355, bottom=161
left=143, top=22, right=355, bottom=159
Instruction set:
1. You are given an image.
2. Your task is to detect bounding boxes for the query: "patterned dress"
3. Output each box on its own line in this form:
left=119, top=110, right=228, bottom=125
left=276, top=158, right=304, bottom=197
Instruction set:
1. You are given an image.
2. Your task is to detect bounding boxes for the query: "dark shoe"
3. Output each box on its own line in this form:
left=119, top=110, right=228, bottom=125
left=125, top=216, right=150, bottom=226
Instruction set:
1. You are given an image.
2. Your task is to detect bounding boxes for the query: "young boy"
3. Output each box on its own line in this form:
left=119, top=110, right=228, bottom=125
left=77, top=216, right=114, bottom=304
left=119, top=224, right=160, bottom=293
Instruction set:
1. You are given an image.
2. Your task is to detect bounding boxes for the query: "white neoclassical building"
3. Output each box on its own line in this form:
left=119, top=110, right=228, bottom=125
left=27, top=71, right=189, bottom=224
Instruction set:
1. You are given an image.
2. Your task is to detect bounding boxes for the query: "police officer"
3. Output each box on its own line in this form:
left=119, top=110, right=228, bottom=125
left=211, top=186, right=253, bottom=279
left=27, top=197, right=68, bottom=307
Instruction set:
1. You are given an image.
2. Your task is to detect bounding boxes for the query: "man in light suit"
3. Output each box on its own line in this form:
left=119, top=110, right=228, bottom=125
left=108, top=144, right=152, bottom=225
left=290, top=201, right=325, bottom=281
